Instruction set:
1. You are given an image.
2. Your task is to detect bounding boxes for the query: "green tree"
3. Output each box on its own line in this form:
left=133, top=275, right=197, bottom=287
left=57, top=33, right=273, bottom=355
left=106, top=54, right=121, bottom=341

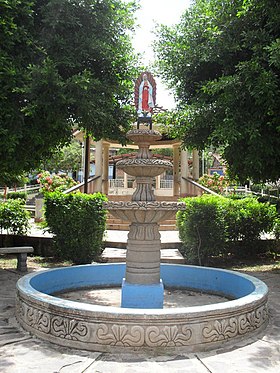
left=154, top=0, right=280, bottom=182
left=41, top=139, right=82, bottom=174
left=0, top=0, right=138, bottom=177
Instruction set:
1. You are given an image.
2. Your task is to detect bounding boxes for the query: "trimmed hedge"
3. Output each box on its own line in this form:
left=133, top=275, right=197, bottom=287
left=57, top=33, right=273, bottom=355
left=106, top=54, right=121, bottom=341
left=177, top=195, right=278, bottom=264
left=0, top=199, right=30, bottom=235
left=44, top=192, right=107, bottom=264
left=6, top=191, right=28, bottom=201
left=177, top=196, right=228, bottom=265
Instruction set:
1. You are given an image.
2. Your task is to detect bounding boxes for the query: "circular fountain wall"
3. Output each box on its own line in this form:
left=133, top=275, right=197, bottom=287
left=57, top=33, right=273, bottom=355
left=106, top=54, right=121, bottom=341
left=16, top=263, right=268, bottom=353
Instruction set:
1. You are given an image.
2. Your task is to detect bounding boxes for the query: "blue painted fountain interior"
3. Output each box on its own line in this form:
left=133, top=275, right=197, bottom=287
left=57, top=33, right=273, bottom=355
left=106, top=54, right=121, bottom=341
left=27, top=263, right=262, bottom=303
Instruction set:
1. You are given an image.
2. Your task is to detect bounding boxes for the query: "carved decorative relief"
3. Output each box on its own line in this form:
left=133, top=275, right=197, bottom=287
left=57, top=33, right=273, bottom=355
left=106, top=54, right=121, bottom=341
left=96, top=324, right=145, bottom=347
left=104, top=201, right=185, bottom=211
left=16, top=298, right=268, bottom=350
left=203, top=305, right=268, bottom=342
left=127, top=129, right=161, bottom=137
left=26, top=305, right=51, bottom=334
left=117, top=159, right=172, bottom=167
left=51, top=316, right=89, bottom=341
left=238, top=305, right=268, bottom=335
left=203, top=318, right=238, bottom=342
left=15, top=294, right=24, bottom=320
left=145, top=325, right=192, bottom=347
left=128, top=223, right=161, bottom=241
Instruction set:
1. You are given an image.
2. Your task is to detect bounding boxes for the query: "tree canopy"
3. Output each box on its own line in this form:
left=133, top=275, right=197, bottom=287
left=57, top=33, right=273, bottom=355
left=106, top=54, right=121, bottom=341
left=0, top=0, right=138, bottom=177
left=154, top=0, right=280, bottom=182
left=41, top=139, right=82, bottom=174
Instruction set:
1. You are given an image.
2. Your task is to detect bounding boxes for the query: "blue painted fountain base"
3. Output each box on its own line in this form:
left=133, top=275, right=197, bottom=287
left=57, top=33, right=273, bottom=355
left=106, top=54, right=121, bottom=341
left=121, top=279, right=164, bottom=308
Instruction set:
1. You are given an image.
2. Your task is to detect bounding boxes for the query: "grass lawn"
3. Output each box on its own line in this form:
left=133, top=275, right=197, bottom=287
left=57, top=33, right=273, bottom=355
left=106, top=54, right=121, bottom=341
left=0, top=253, right=279, bottom=273
left=0, top=255, right=72, bottom=270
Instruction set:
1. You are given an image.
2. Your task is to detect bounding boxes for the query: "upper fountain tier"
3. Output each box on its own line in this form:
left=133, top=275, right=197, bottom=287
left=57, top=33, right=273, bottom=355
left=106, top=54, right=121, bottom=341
left=116, top=129, right=172, bottom=178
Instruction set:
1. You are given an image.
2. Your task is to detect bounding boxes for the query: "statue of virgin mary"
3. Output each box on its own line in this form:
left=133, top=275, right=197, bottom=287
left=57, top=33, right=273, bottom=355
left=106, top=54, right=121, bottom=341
left=137, top=73, right=154, bottom=116
left=134, top=72, right=157, bottom=123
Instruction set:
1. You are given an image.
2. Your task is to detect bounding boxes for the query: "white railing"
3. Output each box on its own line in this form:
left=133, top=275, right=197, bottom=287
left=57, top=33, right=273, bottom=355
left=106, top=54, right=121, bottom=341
left=182, top=177, right=221, bottom=197
left=225, top=186, right=251, bottom=194
left=109, top=179, right=125, bottom=188
left=160, top=179, right=173, bottom=189
left=109, top=178, right=174, bottom=191
left=0, top=185, right=40, bottom=195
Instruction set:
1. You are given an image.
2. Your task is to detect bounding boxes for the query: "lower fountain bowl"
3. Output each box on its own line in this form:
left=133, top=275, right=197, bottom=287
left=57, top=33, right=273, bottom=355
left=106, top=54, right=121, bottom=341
left=16, top=263, right=268, bottom=353
left=104, top=201, right=185, bottom=223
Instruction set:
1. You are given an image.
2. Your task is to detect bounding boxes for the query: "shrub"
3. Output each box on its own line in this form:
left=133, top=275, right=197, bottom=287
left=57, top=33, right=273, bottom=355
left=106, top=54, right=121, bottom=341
left=274, top=218, right=280, bottom=240
left=44, top=192, right=107, bottom=264
left=0, top=199, right=30, bottom=235
left=6, top=191, right=28, bottom=201
left=226, top=198, right=276, bottom=241
left=37, top=171, right=78, bottom=194
left=177, top=195, right=278, bottom=264
left=198, top=172, right=232, bottom=194
left=225, top=197, right=277, bottom=256
left=177, top=195, right=228, bottom=265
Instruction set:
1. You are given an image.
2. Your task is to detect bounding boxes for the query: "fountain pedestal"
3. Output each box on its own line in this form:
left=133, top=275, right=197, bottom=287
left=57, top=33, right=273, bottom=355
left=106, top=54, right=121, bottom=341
left=106, top=129, right=184, bottom=308
left=121, top=222, right=163, bottom=308
left=121, top=279, right=164, bottom=309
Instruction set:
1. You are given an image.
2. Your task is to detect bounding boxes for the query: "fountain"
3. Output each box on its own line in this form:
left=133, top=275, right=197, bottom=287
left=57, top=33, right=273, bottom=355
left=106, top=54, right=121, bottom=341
left=105, top=127, right=185, bottom=309
left=15, top=72, right=268, bottom=352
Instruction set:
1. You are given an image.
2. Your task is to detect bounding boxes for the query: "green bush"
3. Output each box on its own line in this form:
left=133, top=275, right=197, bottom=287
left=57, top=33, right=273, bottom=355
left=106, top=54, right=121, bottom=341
left=177, top=195, right=278, bottom=264
left=257, top=196, right=280, bottom=214
left=44, top=192, right=107, bottom=264
left=177, top=195, right=228, bottom=265
left=37, top=171, right=78, bottom=194
left=273, top=217, right=280, bottom=240
left=227, top=198, right=276, bottom=239
left=0, top=199, right=30, bottom=235
left=6, top=191, right=28, bottom=201
left=226, top=198, right=277, bottom=256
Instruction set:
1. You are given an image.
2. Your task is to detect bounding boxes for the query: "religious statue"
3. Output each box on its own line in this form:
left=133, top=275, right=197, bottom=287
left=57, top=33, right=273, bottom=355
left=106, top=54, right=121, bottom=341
left=134, top=72, right=156, bottom=128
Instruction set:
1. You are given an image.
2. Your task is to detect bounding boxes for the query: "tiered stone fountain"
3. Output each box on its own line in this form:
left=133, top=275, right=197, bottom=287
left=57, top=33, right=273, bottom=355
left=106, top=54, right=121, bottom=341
left=15, top=72, right=269, bottom=352
left=105, top=128, right=185, bottom=308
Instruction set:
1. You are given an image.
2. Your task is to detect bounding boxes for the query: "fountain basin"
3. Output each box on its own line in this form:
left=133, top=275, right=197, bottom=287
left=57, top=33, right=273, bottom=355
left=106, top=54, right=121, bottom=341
left=116, top=159, right=172, bottom=177
left=104, top=201, right=185, bottom=223
left=16, top=263, right=268, bottom=353
left=126, top=129, right=162, bottom=144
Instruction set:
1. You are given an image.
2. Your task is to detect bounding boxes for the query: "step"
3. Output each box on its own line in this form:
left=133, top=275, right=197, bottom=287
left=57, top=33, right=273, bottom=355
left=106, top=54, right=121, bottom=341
left=102, top=248, right=185, bottom=264
left=102, top=240, right=182, bottom=250
left=106, top=224, right=130, bottom=231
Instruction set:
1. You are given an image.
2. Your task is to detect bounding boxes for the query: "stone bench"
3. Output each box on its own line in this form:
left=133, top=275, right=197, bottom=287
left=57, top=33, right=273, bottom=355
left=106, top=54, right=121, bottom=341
left=0, top=246, right=34, bottom=272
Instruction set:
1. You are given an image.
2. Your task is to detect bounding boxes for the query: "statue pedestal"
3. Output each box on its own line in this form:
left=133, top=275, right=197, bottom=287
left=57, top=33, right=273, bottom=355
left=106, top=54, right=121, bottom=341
left=121, top=279, right=164, bottom=309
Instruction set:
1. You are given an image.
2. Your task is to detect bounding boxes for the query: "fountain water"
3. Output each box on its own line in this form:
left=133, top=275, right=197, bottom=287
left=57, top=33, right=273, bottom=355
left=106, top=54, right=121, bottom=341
left=15, top=72, right=268, bottom=352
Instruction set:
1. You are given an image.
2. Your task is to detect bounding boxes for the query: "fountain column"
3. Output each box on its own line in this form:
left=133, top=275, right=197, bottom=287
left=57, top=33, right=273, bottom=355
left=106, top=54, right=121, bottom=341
left=105, top=135, right=185, bottom=308
left=119, top=130, right=166, bottom=308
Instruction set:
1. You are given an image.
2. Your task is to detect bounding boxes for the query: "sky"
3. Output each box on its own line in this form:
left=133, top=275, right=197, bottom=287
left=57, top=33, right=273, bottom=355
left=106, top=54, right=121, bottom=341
left=126, top=0, right=192, bottom=109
